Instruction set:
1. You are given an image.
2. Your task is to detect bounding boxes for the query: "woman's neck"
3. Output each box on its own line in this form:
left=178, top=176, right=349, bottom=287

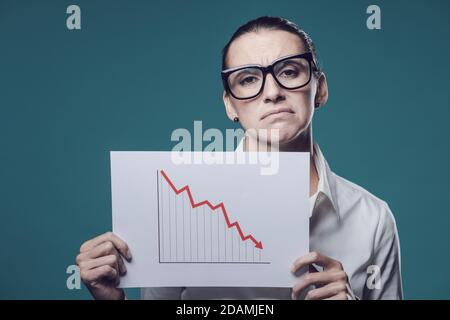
left=243, top=126, right=319, bottom=197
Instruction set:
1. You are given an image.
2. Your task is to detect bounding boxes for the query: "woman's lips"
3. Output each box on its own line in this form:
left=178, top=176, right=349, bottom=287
left=260, top=107, right=295, bottom=120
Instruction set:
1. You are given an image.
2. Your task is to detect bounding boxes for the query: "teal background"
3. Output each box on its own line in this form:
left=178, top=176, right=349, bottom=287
left=1, top=0, right=449, bottom=299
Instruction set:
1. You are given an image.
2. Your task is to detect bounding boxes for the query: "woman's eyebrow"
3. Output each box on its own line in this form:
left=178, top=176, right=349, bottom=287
left=224, top=53, right=305, bottom=72
left=275, top=59, right=303, bottom=67
left=235, top=68, right=261, bottom=74
left=224, top=63, right=262, bottom=72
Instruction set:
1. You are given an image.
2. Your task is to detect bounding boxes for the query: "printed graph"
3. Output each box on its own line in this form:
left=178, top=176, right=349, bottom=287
left=157, top=170, right=269, bottom=264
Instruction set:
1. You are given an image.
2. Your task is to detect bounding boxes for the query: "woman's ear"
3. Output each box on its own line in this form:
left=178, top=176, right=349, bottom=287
left=223, top=91, right=238, bottom=121
left=314, top=72, right=329, bottom=108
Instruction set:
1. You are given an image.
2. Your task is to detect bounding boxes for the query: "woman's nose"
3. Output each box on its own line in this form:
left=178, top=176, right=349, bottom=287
left=262, top=74, right=285, bottom=103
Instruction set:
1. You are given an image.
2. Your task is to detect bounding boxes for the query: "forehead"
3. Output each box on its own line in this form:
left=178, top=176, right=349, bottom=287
left=226, top=29, right=306, bottom=68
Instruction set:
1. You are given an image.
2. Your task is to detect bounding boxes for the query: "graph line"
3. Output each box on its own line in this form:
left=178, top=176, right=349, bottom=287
left=160, top=170, right=263, bottom=250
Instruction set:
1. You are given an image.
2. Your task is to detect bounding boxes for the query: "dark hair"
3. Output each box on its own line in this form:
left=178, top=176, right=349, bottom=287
left=221, top=16, right=321, bottom=75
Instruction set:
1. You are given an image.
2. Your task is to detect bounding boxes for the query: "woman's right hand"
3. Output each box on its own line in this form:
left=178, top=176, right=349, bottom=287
left=76, top=232, right=132, bottom=300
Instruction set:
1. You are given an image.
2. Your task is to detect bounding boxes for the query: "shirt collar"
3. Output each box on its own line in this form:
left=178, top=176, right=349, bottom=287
left=312, top=143, right=340, bottom=218
left=235, top=139, right=340, bottom=218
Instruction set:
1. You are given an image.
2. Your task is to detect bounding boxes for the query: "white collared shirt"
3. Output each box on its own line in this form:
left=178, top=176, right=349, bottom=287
left=141, top=143, right=403, bottom=300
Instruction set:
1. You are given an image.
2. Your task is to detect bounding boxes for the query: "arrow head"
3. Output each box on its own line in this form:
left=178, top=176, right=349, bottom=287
left=255, top=241, right=263, bottom=249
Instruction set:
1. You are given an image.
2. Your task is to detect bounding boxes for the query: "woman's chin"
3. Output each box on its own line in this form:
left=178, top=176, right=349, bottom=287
left=254, top=130, right=300, bottom=148
left=267, top=126, right=304, bottom=143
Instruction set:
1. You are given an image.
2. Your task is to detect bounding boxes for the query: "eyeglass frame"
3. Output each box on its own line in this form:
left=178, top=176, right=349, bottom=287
left=221, top=52, right=318, bottom=100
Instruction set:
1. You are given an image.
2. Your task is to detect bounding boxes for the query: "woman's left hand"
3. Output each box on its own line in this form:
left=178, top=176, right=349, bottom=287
left=291, top=251, right=349, bottom=300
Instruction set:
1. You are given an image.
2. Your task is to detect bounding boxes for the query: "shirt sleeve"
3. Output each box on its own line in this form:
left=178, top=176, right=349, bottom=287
left=346, top=283, right=359, bottom=300
left=141, top=287, right=184, bottom=300
left=363, top=203, right=403, bottom=300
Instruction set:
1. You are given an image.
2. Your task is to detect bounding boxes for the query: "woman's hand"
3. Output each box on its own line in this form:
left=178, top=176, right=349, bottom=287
left=291, top=251, right=349, bottom=300
left=76, top=232, right=132, bottom=300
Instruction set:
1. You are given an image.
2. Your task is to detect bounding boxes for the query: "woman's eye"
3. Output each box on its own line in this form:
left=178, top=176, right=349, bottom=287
left=279, top=69, right=299, bottom=78
left=239, top=76, right=258, bottom=86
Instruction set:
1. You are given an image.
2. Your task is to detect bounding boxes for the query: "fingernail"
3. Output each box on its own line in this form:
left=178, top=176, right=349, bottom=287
left=126, top=250, right=132, bottom=260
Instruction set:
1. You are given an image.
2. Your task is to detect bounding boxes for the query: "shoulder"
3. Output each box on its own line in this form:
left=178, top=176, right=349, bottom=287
left=331, top=172, right=398, bottom=241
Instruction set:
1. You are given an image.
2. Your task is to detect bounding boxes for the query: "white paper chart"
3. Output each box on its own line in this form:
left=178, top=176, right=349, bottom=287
left=111, top=152, right=310, bottom=288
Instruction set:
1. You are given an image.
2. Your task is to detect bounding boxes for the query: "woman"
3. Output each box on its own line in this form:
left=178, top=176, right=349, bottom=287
left=76, top=16, right=403, bottom=300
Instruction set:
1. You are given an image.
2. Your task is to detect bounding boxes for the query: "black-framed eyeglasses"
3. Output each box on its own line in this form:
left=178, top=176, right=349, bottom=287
left=221, top=52, right=317, bottom=100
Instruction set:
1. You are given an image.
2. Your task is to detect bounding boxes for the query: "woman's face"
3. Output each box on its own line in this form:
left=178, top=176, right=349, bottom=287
left=223, top=29, right=328, bottom=146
